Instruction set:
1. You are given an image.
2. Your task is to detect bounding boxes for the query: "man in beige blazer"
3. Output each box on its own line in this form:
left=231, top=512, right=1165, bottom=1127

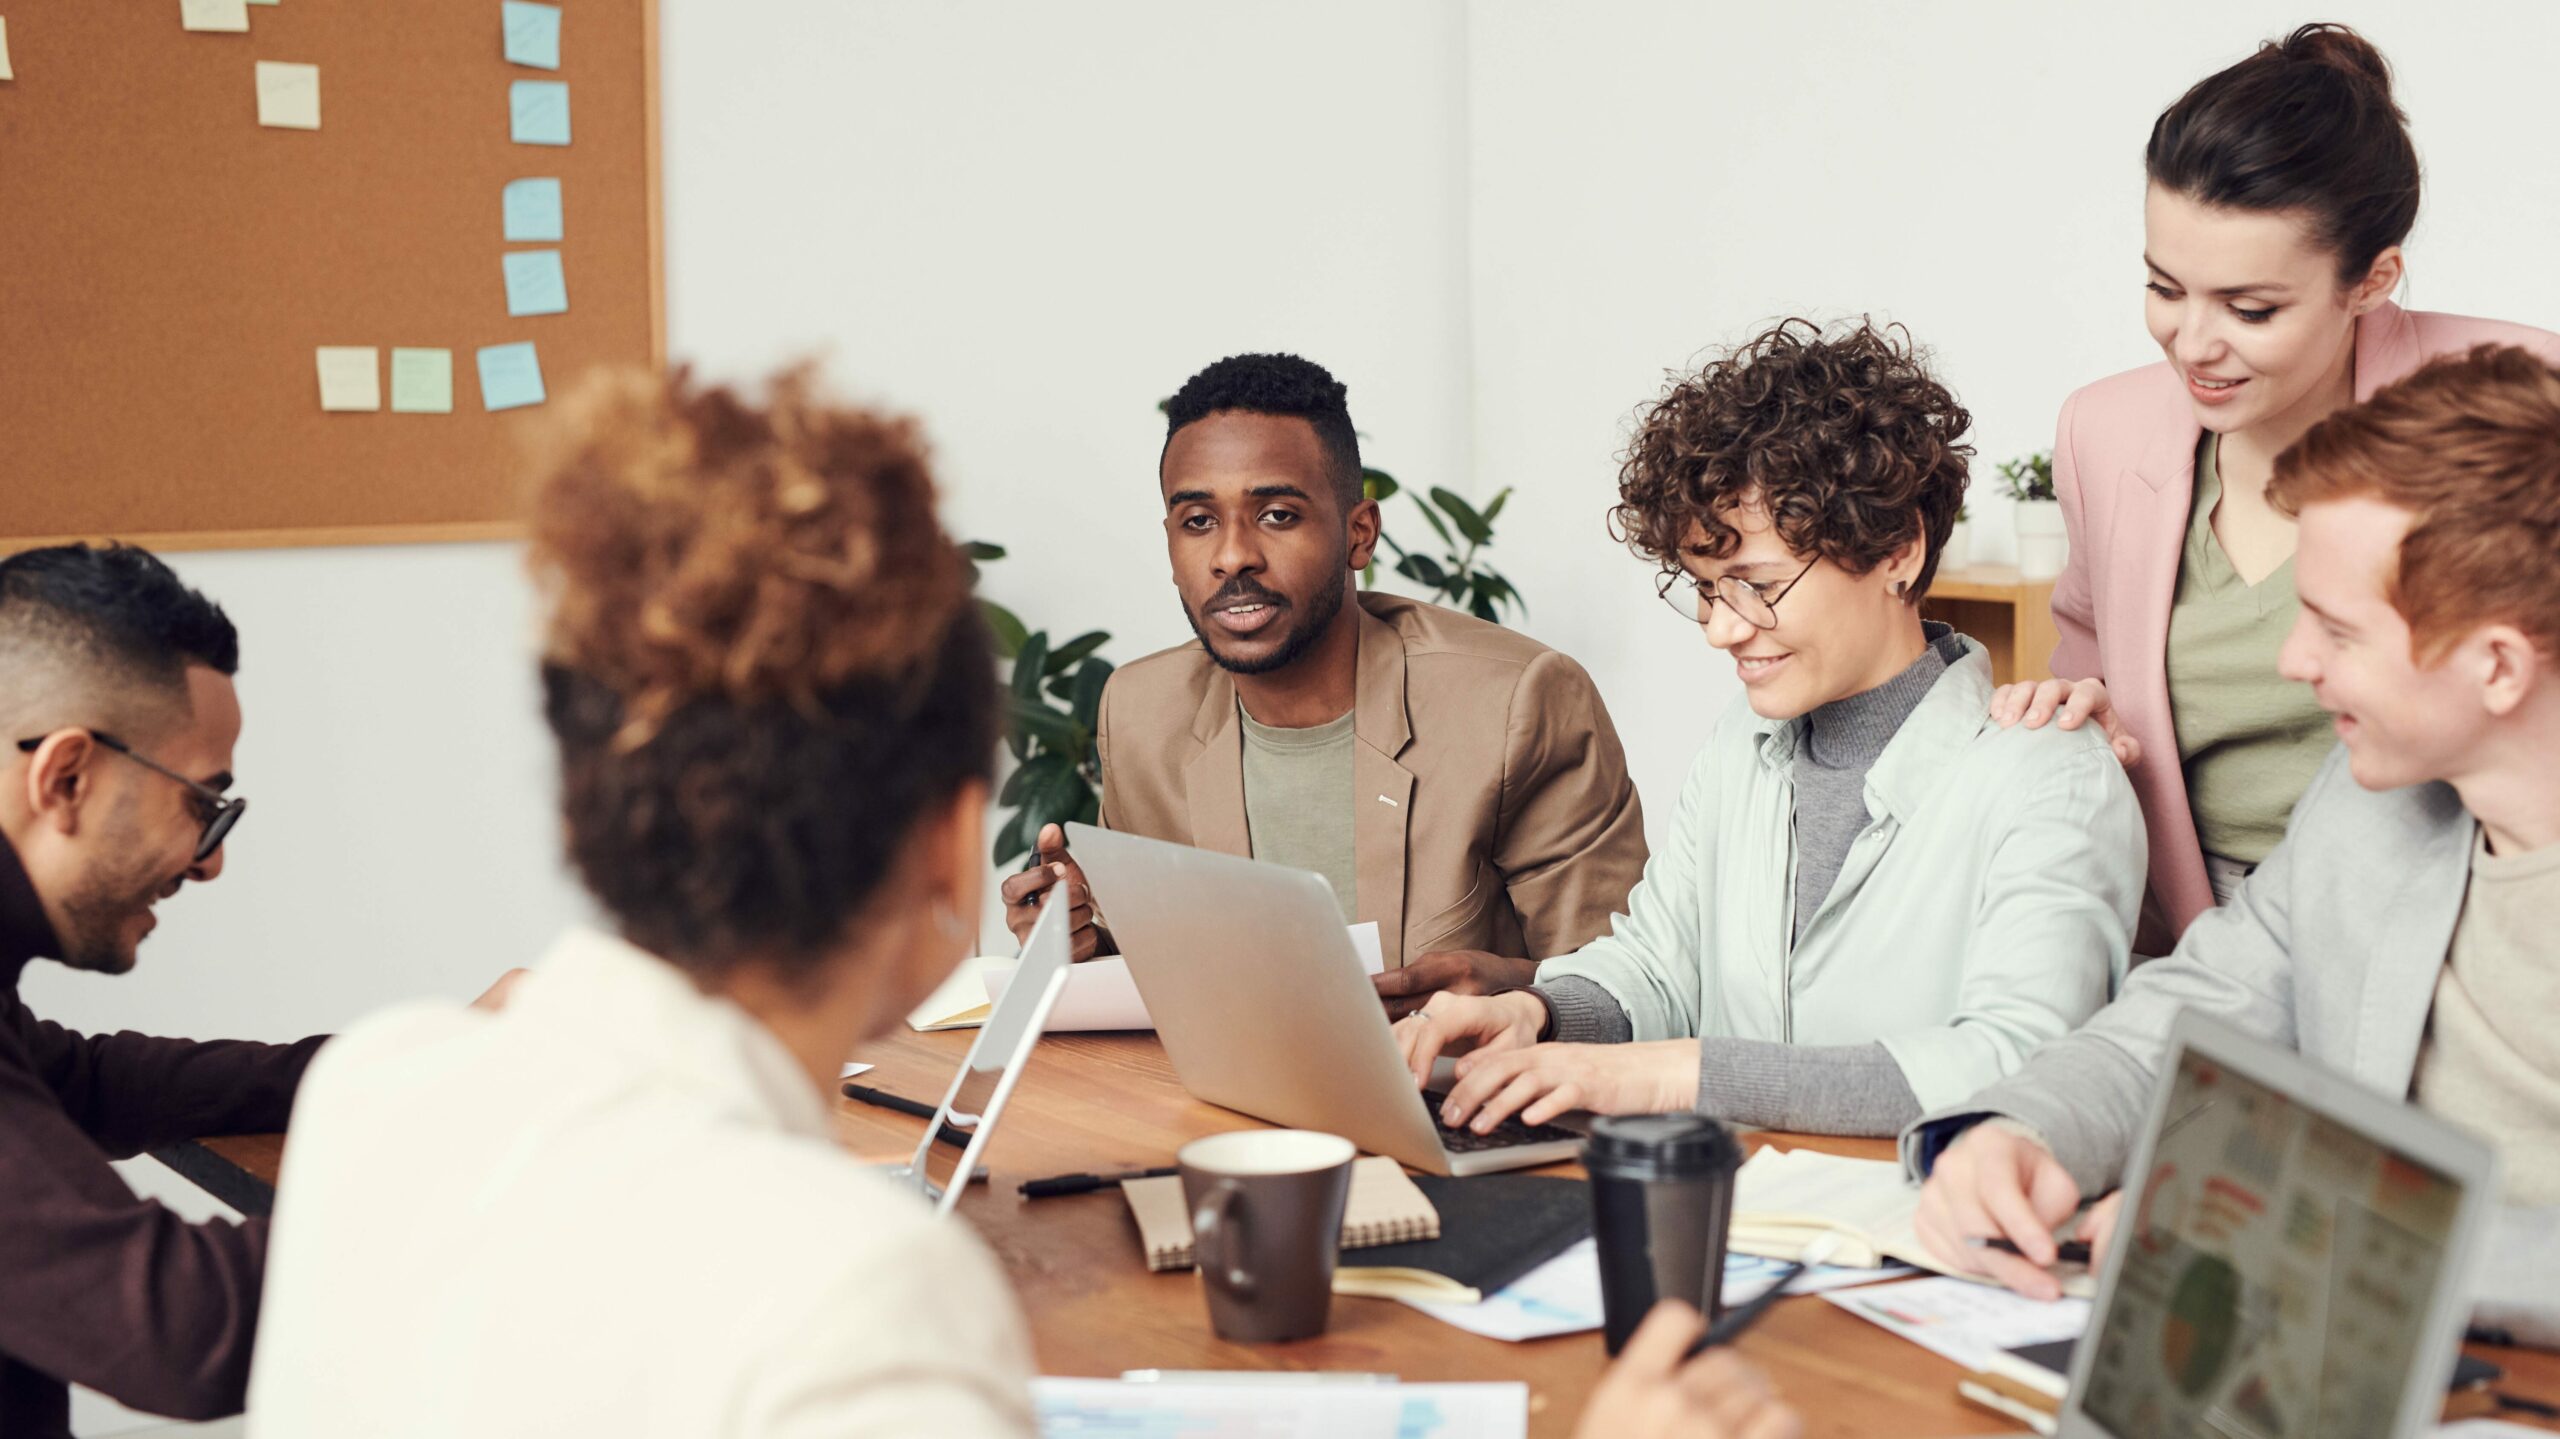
left=1002, top=353, right=1645, bottom=1012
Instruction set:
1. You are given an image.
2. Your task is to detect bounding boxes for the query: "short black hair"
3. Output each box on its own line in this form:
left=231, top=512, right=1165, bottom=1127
left=0, top=543, right=240, bottom=679
left=1161, top=353, right=1364, bottom=510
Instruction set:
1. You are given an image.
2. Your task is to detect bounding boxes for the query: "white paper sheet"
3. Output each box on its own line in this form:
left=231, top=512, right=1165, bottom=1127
left=1398, top=1237, right=1912, bottom=1343
left=1823, top=1275, right=2091, bottom=1373
left=983, top=922, right=1384, bottom=1032
left=1034, top=1377, right=1525, bottom=1438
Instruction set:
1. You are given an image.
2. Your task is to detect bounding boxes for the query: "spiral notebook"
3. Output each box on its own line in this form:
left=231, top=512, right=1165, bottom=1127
left=1125, top=1156, right=1439, bottom=1272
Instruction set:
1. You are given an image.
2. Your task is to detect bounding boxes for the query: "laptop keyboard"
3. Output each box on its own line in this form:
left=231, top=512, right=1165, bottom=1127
left=1427, top=1096, right=1581, bottom=1154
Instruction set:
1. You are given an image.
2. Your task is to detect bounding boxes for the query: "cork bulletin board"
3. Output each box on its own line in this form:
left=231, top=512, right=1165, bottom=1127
left=0, top=0, right=663, bottom=551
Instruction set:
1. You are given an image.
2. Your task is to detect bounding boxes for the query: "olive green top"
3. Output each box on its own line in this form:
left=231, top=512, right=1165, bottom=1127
left=1238, top=702, right=1358, bottom=921
left=2165, top=435, right=2334, bottom=865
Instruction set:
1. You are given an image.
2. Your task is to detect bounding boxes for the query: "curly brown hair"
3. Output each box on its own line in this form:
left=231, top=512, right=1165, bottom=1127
left=526, top=364, right=997, bottom=978
left=1611, top=318, right=1973, bottom=603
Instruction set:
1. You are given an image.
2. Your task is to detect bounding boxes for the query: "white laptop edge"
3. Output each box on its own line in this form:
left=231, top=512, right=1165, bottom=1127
left=906, top=886, right=1073, bottom=1214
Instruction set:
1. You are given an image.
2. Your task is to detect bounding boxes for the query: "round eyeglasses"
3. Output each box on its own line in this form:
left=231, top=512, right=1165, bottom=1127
left=1656, top=556, right=1819, bottom=631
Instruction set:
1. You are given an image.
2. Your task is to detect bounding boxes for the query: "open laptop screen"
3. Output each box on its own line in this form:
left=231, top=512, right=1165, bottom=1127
left=2077, top=1041, right=2469, bottom=1439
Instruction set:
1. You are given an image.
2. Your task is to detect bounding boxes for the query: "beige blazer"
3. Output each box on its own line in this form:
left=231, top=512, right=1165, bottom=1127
left=1095, top=593, right=1646, bottom=968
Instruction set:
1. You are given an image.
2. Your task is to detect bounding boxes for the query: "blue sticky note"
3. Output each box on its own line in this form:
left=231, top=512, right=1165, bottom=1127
left=510, top=81, right=570, bottom=146
left=502, top=250, right=568, bottom=317
left=476, top=342, right=546, bottom=412
left=503, top=178, right=563, bottom=242
left=502, top=2, right=561, bottom=70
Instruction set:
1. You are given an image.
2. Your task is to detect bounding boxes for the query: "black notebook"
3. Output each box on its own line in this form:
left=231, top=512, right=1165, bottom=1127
left=1331, top=1173, right=1590, bottom=1303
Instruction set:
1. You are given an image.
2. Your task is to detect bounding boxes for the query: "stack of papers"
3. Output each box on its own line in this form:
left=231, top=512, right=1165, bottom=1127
left=1733, top=1147, right=2097, bottom=1297
left=1397, top=1235, right=1907, bottom=1343
left=1731, top=1146, right=1931, bottom=1268
left=1823, top=1275, right=2091, bottom=1373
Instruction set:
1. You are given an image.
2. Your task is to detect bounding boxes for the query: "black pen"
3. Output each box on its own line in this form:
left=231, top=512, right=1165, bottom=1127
left=1688, top=1261, right=1801, bottom=1355
left=842, top=1081, right=972, bottom=1151
left=1020, top=1166, right=1179, bottom=1199
left=1969, top=1236, right=2094, bottom=1266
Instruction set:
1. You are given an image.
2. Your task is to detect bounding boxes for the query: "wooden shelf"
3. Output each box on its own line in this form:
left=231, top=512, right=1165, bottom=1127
left=1923, top=564, right=2058, bottom=686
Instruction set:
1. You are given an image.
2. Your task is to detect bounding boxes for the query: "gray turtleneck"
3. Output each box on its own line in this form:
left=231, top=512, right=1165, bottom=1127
left=1536, top=625, right=1963, bottom=1137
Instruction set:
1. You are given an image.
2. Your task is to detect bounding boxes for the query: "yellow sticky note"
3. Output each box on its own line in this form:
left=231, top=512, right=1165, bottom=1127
left=180, top=0, right=250, bottom=33
left=256, top=60, right=319, bottom=130
left=389, top=349, right=453, bottom=414
left=315, top=347, right=380, bottom=412
left=0, top=18, right=14, bottom=82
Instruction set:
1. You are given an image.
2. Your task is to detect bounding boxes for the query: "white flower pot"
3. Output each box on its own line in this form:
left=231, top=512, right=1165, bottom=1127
left=1941, top=519, right=1973, bottom=574
left=2013, top=499, right=2067, bottom=580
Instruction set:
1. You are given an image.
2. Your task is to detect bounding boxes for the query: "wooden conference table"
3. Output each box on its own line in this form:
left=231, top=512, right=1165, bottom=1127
left=174, top=1027, right=2560, bottom=1438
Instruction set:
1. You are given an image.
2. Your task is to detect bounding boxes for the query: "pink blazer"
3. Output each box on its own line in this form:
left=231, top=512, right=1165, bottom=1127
left=2050, top=301, right=2560, bottom=953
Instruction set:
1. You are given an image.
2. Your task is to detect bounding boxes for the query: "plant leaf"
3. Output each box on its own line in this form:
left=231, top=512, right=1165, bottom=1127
left=990, top=806, right=1031, bottom=867
left=1410, top=495, right=1456, bottom=549
left=1000, top=751, right=1070, bottom=807
left=979, top=599, right=1028, bottom=660
left=1044, top=630, right=1110, bottom=675
left=1482, top=487, right=1512, bottom=524
left=1469, top=589, right=1500, bottom=622
left=1361, top=467, right=1400, bottom=503
left=1018, top=756, right=1089, bottom=839
left=1430, top=487, right=1493, bottom=545
left=1011, top=632, right=1051, bottom=701
left=1007, top=694, right=1083, bottom=751
left=1070, top=657, right=1114, bottom=732
left=961, top=540, right=1007, bottom=562
left=1396, top=553, right=1448, bottom=588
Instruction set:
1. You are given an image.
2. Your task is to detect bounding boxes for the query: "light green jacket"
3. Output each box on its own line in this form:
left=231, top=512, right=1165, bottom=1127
left=1538, top=638, right=2145, bottom=1112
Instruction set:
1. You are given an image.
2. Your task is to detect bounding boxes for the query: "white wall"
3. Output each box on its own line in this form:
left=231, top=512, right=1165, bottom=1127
left=26, top=0, right=2560, bottom=1044
left=655, top=0, right=1477, bottom=939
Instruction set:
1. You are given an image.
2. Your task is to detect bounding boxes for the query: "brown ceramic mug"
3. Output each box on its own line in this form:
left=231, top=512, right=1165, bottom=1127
left=1177, top=1130, right=1356, bottom=1343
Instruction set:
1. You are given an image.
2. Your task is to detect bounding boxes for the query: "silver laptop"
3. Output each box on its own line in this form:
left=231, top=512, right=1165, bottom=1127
left=901, top=887, right=1073, bottom=1214
left=1067, top=823, right=1582, bottom=1176
left=2057, top=1009, right=2499, bottom=1439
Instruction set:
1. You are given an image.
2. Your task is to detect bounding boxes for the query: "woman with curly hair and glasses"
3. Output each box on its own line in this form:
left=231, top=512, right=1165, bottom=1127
left=1396, top=319, right=2148, bottom=1140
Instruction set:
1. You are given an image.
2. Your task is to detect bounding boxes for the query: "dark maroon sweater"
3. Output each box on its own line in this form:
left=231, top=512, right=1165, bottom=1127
left=0, top=836, right=323, bottom=1437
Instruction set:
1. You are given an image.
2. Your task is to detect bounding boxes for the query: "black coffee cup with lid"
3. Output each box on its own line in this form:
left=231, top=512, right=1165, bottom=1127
left=1583, top=1113, right=1746, bottom=1353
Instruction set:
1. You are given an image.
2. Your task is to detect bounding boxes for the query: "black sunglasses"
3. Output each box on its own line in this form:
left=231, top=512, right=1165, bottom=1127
left=13, top=731, right=247, bottom=864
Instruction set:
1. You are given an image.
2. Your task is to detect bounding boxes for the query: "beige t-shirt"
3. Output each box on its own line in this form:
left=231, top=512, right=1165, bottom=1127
left=2411, top=831, right=2560, bottom=1207
left=1238, top=702, right=1358, bottom=921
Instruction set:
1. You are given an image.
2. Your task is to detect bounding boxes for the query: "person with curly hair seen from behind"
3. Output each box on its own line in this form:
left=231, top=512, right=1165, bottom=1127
left=1396, top=319, right=2149, bottom=1141
left=243, top=364, right=1801, bottom=1439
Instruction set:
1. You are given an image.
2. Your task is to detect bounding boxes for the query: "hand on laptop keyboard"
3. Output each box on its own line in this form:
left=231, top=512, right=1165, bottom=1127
left=1428, top=1094, right=1580, bottom=1153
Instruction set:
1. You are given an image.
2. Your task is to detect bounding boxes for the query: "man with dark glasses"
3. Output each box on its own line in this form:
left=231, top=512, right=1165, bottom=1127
left=0, top=543, right=506, bottom=1436
left=1395, top=319, right=2148, bottom=1143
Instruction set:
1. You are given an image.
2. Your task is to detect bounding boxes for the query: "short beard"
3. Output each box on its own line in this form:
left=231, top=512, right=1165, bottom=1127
left=1189, top=566, right=1350, bottom=677
left=54, top=841, right=170, bottom=977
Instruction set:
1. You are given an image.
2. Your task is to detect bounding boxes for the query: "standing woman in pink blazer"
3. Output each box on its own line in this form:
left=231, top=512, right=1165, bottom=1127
left=1999, top=23, right=2560, bottom=953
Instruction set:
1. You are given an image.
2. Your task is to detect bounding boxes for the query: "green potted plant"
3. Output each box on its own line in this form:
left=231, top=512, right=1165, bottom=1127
left=1360, top=468, right=1526, bottom=623
left=1999, top=451, right=2065, bottom=580
left=964, top=542, right=1112, bottom=867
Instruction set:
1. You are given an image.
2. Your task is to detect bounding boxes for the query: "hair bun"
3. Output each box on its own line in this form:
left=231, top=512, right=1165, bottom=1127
left=2278, top=22, right=2398, bottom=105
left=527, top=363, right=972, bottom=746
